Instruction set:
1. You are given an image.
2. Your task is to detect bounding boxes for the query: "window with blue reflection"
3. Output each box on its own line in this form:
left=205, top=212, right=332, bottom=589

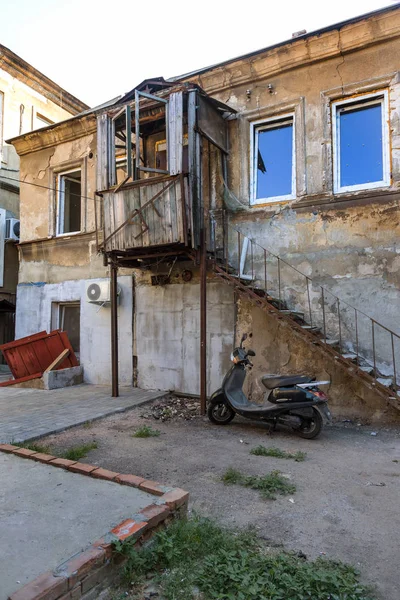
left=255, top=121, right=293, bottom=200
left=338, top=102, right=383, bottom=188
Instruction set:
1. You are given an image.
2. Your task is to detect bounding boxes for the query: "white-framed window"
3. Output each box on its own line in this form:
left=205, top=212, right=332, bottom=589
left=332, top=91, right=390, bottom=193
left=0, top=91, right=4, bottom=162
left=52, top=301, right=80, bottom=355
left=250, top=113, right=296, bottom=205
left=56, top=169, right=82, bottom=236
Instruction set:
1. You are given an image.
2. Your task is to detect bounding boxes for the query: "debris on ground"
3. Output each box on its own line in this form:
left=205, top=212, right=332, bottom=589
left=140, top=395, right=201, bottom=422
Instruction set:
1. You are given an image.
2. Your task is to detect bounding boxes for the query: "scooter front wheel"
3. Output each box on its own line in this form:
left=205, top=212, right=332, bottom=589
left=207, top=400, right=235, bottom=425
left=297, top=407, right=323, bottom=439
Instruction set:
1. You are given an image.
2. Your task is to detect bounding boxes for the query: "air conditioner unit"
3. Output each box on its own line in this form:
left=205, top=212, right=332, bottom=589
left=85, top=281, right=121, bottom=304
left=5, top=218, right=20, bottom=241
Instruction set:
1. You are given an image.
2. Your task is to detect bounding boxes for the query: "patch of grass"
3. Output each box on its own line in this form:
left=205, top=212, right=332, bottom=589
left=222, top=467, right=296, bottom=499
left=132, top=425, right=160, bottom=438
left=113, top=515, right=375, bottom=600
left=250, top=444, right=307, bottom=462
left=14, top=441, right=51, bottom=454
left=83, top=421, right=93, bottom=429
left=59, top=442, right=98, bottom=461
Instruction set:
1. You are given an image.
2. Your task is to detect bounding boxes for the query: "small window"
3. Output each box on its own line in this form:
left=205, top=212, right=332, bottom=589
left=332, top=92, right=390, bottom=193
left=58, top=302, right=80, bottom=355
left=0, top=91, right=3, bottom=161
left=251, top=115, right=295, bottom=204
left=57, top=169, right=82, bottom=235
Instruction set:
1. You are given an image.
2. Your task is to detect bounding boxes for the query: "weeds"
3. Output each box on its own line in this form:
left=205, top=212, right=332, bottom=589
left=222, top=467, right=296, bottom=499
left=13, top=440, right=98, bottom=461
left=132, top=425, right=160, bottom=438
left=60, top=442, right=98, bottom=461
left=250, top=445, right=307, bottom=462
left=14, top=441, right=51, bottom=454
left=113, top=515, right=375, bottom=600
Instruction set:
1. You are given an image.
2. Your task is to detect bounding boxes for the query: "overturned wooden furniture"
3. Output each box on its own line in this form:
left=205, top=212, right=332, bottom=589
left=0, top=330, right=80, bottom=387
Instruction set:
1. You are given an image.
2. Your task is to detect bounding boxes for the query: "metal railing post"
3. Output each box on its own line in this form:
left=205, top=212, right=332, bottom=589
left=321, top=287, right=326, bottom=343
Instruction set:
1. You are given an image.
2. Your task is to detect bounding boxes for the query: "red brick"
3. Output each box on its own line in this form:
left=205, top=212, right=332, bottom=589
left=91, top=538, right=113, bottom=559
left=0, top=443, right=18, bottom=453
left=70, top=585, right=82, bottom=600
left=12, top=448, right=37, bottom=458
left=115, top=473, right=145, bottom=487
left=31, top=453, right=56, bottom=463
left=8, top=571, right=67, bottom=600
left=68, top=462, right=97, bottom=475
left=49, top=458, right=77, bottom=469
left=111, top=519, right=148, bottom=541
left=90, top=467, right=119, bottom=481
left=139, top=479, right=165, bottom=496
left=81, top=562, right=114, bottom=593
left=139, top=504, right=171, bottom=528
left=64, top=547, right=105, bottom=589
left=160, top=488, right=189, bottom=510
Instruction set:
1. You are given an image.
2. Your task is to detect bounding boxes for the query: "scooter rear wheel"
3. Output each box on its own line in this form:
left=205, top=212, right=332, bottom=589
left=208, top=400, right=235, bottom=425
left=297, top=407, right=323, bottom=439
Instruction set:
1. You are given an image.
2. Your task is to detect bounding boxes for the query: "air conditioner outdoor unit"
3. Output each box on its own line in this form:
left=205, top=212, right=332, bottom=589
left=85, top=281, right=121, bottom=304
left=5, top=218, right=20, bottom=241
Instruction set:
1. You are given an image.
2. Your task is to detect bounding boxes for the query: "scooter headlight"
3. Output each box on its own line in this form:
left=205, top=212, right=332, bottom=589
left=230, top=352, right=238, bottom=364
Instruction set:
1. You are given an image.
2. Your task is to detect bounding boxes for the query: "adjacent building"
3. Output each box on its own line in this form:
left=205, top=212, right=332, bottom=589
left=8, top=5, right=400, bottom=422
left=0, top=44, right=88, bottom=349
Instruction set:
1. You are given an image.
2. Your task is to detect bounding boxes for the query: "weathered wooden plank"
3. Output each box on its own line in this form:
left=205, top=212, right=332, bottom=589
left=168, top=93, right=183, bottom=175
left=44, top=349, right=70, bottom=373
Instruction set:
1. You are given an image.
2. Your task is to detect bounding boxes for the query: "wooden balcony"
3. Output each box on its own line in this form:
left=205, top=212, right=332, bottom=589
left=101, top=174, right=190, bottom=261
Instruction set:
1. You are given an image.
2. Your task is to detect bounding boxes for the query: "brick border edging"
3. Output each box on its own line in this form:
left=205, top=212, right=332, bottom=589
left=0, top=444, right=189, bottom=600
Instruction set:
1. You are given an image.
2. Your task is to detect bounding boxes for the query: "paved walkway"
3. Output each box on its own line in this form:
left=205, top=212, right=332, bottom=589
left=0, top=452, right=157, bottom=599
left=0, top=385, right=165, bottom=443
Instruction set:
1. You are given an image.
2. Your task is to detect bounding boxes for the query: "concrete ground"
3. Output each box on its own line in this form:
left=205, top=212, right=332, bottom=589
left=0, top=384, right=165, bottom=443
left=0, top=452, right=156, bottom=600
left=42, top=402, right=400, bottom=600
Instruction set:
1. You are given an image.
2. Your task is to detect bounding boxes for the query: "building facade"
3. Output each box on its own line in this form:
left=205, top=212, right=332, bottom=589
left=9, top=5, right=400, bottom=422
left=0, top=44, right=88, bottom=349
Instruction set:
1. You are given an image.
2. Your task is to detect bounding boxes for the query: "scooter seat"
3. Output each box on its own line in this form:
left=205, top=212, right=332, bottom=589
left=261, top=374, right=313, bottom=390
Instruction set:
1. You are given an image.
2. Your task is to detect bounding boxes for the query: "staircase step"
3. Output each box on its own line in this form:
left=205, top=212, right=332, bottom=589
left=279, top=310, right=304, bottom=317
left=325, top=339, right=339, bottom=346
left=360, top=366, right=374, bottom=374
left=376, top=377, right=393, bottom=387
left=301, top=325, right=321, bottom=331
left=342, top=353, right=357, bottom=360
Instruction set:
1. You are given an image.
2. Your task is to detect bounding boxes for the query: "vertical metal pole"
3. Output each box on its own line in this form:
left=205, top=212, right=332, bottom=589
left=278, top=258, right=282, bottom=309
left=391, top=333, right=397, bottom=389
left=251, top=240, right=254, bottom=281
left=200, top=227, right=207, bottom=415
left=337, top=298, right=342, bottom=354
left=110, top=260, right=119, bottom=398
left=237, top=231, right=241, bottom=277
left=355, top=309, right=359, bottom=366
left=264, top=249, right=267, bottom=296
left=306, top=278, right=312, bottom=327
left=321, top=287, right=327, bottom=343
left=372, top=321, right=377, bottom=380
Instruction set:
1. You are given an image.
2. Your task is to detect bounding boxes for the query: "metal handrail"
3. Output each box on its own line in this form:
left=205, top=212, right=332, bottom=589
left=212, top=216, right=399, bottom=388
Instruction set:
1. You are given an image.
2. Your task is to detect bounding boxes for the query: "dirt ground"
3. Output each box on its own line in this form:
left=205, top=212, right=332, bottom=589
left=43, top=396, right=400, bottom=600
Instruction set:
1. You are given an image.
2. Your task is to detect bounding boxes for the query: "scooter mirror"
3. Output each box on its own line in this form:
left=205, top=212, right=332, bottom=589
left=247, top=349, right=256, bottom=356
left=240, top=333, right=248, bottom=347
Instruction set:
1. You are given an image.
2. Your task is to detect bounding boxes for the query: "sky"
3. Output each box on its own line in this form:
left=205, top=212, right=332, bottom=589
left=0, top=0, right=398, bottom=108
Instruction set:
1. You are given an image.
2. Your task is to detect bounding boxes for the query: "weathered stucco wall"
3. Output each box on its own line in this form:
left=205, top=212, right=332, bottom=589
left=237, top=297, right=400, bottom=424
left=135, top=279, right=234, bottom=395
left=15, top=276, right=133, bottom=385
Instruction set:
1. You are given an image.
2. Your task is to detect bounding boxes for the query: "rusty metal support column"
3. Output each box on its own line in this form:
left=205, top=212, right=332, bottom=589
left=110, top=260, right=119, bottom=398
left=200, top=228, right=207, bottom=415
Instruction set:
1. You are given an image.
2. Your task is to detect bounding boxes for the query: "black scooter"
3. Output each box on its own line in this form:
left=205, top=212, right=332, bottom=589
left=208, top=334, right=331, bottom=439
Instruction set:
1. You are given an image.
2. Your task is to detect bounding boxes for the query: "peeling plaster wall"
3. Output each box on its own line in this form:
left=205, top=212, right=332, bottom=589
left=15, top=276, right=133, bottom=385
left=237, top=297, right=400, bottom=424
left=135, top=280, right=234, bottom=395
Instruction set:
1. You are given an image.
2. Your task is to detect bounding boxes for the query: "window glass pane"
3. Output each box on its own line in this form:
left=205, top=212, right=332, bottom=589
left=59, top=170, right=81, bottom=234
left=60, top=304, right=80, bottom=354
left=256, top=122, right=293, bottom=199
left=339, top=103, right=383, bottom=187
